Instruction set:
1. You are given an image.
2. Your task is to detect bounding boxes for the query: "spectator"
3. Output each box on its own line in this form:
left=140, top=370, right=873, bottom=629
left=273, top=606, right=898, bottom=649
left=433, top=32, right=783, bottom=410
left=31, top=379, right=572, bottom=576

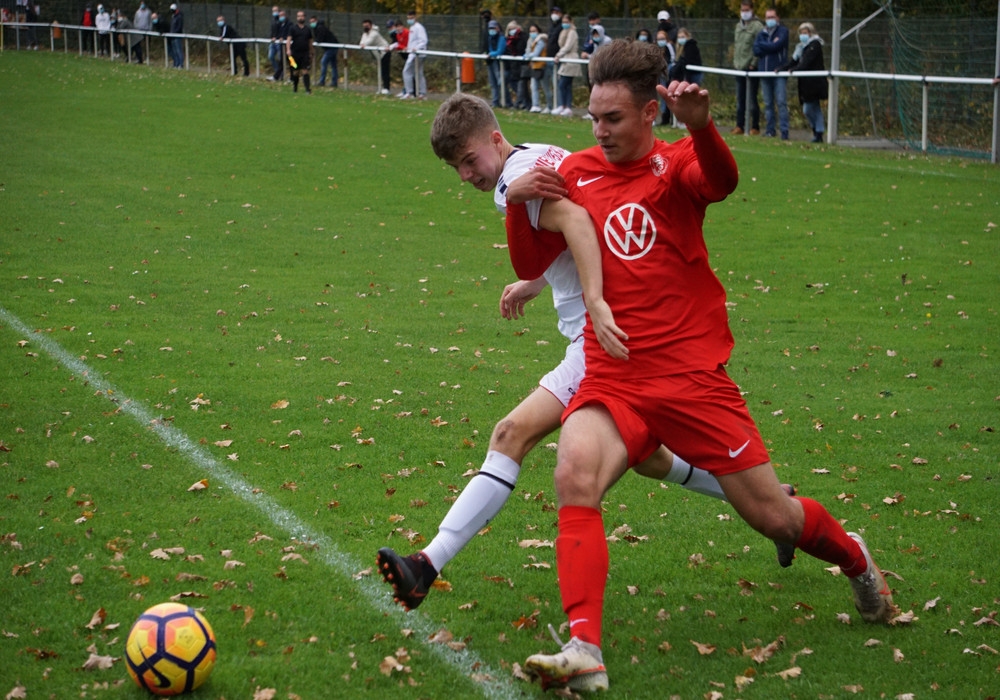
left=81, top=3, right=95, bottom=53
left=780, top=22, right=828, bottom=143
left=753, top=6, right=790, bottom=139
left=580, top=11, right=602, bottom=90
left=656, top=9, right=675, bottom=41
left=401, top=10, right=427, bottom=99
left=732, top=0, right=763, bottom=135
left=635, top=28, right=652, bottom=43
left=553, top=13, right=580, bottom=116
left=115, top=11, right=138, bottom=61
left=503, top=20, right=526, bottom=109
left=656, top=28, right=676, bottom=126
left=359, top=18, right=391, bottom=95
left=285, top=10, right=313, bottom=94
left=388, top=19, right=409, bottom=97
left=149, top=10, right=166, bottom=35
left=168, top=2, right=183, bottom=68
left=525, top=23, right=550, bottom=113
left=311, top=17, right=338, bottom=88
left=478, top=8, right=492, bottom=61
left=269, top=8, right=288, bottom=82
left=95, top=4, right=111, bottom=56
left=543, top=6, right=563, bottom=113
left=218, top=15, right=248, bottom=77
left=132, top=1, right=150, bottom=63
left=484, top=19, right=506, bottom=107
left=669, top=27, right=702, bottom=85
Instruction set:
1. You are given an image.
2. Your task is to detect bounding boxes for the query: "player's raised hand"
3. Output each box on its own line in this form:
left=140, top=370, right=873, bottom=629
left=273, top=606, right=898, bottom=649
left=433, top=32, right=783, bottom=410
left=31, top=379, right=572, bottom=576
left=588, top=298, right=629, bottom=361
left=658, top=81, right=711, bottom=131
left=506, top=166, right=567, bottom=205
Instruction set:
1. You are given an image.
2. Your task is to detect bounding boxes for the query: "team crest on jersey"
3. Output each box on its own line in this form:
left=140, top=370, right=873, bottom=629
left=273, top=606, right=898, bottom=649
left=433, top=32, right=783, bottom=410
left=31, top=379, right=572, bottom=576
left=604, top=203, right=657, bottom=261
left=649, top=154, right=667, bottom=177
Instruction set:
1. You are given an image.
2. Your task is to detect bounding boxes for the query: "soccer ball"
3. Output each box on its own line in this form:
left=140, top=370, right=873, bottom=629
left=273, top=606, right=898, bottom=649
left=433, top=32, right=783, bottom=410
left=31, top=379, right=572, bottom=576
left=124, top=602, right=217, bottom=696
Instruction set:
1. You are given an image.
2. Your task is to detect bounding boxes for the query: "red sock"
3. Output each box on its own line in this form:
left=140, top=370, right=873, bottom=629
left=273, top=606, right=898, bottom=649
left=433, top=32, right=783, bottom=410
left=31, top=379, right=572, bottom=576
left=556, top=506, right=607, bottom=646
left=794, top=497, right=867, bottom=577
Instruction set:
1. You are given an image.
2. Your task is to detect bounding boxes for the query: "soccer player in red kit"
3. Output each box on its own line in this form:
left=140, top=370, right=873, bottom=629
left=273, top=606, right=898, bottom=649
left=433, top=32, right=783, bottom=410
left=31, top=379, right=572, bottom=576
left=514, top=40, right=896, bottom=693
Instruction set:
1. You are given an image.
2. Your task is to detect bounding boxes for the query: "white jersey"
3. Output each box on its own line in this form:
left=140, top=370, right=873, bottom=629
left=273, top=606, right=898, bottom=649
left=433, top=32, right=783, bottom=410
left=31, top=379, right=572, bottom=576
left=494, top=144, right=586, bottom=342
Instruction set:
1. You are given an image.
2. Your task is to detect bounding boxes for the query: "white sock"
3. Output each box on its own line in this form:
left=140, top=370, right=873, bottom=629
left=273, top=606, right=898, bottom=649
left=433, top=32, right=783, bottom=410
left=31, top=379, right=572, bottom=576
left=421, top=451, right=520, bottom=571
left=662, top=455, right=728, bottom=502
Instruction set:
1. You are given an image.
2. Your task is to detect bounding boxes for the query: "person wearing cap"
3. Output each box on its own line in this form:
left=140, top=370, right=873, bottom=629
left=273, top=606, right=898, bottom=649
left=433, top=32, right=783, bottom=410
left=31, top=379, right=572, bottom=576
left=656, top=9, right=675, bottom=41
left=95, top=4, right=111, bottom=56
left=484, top=18, right=506, bottom=107
left=168, top=2, right=184, bottom=68
left=359, top=18, right=391, bottom=94
left=387, top=19, right=409, bottom=96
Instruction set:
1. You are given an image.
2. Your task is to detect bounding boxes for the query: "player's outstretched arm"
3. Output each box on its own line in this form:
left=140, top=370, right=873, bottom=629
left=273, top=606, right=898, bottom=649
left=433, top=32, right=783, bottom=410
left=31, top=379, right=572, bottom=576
left=658, top=81, right=738, bottom=199
left=500, top=277, right=547, bottom=320
left=538, top=197, right=629, bottom=360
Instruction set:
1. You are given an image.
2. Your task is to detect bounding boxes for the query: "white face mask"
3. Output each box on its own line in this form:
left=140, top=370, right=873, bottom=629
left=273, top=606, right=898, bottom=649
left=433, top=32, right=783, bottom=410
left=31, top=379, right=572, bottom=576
left=740, top=10, right=752, bottom=21
left=551, top=13, right=560, bottom=23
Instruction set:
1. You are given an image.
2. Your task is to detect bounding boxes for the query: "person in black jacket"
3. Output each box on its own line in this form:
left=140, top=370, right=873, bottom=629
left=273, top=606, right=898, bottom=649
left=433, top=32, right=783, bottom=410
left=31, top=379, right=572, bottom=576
left=167, top=3, right=183, bottom=68
left=779, top=22, right=828, bottom=142
left=503, top=20, right=527, bottom=109
left=312, top=17, right=339, bottom=87
left=218, top=15, right=249, bottom=76
left=669, top=27, right=702, bottom=85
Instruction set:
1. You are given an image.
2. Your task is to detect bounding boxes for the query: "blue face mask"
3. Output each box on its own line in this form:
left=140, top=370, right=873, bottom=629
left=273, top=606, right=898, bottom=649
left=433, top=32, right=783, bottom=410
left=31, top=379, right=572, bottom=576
left=309, top=22, right=316, bottom=28
left=677, top=37, right=687, bottom=46
left=217, top=20, right=223, bottom=26
left=272, top=11, right=278, bottom=17
left=766, top=18, right=777, bottom=28
left=638, top=34, right=648, bottom=42
left=562, top=22, right=571, bottom=30
left=529, top=32, right=538, bottom=40
left=657, top=39, right=667, bottom=47
left=488, top=29, right=497, bottom=36
left=407, top=18, right=415, bottom=26
left=799, top=33, right=810, bottom=44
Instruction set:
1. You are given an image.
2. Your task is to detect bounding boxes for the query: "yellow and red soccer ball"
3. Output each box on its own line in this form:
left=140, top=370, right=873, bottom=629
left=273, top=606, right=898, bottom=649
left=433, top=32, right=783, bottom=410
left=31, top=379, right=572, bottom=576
left=125, top=603, right=217, bottom=696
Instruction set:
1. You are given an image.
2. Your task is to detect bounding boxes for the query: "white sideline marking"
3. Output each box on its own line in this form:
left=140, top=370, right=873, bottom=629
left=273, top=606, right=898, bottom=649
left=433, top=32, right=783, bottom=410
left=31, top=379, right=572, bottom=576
left=0, top=306, right=519, bottom=700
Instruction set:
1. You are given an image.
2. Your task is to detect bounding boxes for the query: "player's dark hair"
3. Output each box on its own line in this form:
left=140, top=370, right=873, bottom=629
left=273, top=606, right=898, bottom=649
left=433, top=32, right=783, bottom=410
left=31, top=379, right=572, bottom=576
left=430, top=93, right=500, bottom=162
left=588, top=39, right=665, bottom=106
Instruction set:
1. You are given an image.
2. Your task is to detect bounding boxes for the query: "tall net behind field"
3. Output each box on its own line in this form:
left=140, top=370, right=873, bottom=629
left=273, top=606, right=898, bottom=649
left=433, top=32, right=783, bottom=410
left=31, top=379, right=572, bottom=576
left=844, top=2, right=997, bottom=157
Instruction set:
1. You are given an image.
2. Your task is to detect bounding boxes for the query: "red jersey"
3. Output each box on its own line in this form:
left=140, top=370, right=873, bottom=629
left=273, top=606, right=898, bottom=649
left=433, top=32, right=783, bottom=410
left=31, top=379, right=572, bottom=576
left=560, top=127, right=738, bottom=380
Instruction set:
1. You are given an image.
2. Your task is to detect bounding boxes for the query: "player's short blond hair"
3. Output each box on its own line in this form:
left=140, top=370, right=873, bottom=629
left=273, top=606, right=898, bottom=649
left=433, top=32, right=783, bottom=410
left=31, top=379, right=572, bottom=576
left=588, top=39, right=665, bottom=106
left=430, top=94, right=500, bottom=162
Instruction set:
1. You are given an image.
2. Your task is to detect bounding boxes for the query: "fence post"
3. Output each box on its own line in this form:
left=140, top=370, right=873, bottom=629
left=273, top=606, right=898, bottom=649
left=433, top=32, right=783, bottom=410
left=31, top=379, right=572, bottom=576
left=921, top=80, right=929, bottom=153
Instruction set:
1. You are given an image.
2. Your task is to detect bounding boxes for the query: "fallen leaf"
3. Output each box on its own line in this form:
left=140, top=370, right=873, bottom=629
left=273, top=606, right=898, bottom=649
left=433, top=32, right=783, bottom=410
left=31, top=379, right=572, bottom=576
left=252, top=688, right=277, bottom=700
left=691, top=640, right=716, bottom=656
left=85, top=608, right=106, bottom=630
left=187, top=479, right=208, bottom=491
left=82, top=652, right=116, bottom=670
left=777, top=666, right=802, bottom=680
left=271, top=400, right=289, bottom=409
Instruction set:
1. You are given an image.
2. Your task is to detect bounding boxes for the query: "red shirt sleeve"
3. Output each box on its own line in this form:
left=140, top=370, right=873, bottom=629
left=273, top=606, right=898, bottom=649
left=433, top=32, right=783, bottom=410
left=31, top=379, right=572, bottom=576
left=687, top=121, right=739, bottom=201
left=504, top=201, right=568, bottom=280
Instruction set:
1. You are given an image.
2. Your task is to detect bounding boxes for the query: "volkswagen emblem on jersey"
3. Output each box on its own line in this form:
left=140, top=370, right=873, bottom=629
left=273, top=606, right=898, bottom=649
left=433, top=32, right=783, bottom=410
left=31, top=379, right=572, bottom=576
left=604, top=203, right=657, bottom=260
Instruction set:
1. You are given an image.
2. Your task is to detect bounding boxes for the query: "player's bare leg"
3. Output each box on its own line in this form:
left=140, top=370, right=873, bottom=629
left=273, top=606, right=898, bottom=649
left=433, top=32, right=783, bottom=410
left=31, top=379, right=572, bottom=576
left=719, top=464, right=894, bottom=622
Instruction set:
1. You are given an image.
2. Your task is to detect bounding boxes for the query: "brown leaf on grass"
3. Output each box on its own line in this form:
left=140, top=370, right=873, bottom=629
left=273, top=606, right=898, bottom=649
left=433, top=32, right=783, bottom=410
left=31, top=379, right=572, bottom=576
left=6, top=683, right=27, bottom=699
left=281, top=553, right=308, bottom=564
left=379, top=656, right=406, bottom=676
left=252, top=688, right=277, bottom=700
left=776, top=665, right=802, bottom=680
left=82, top=652, right=116, bottom=670
left=511, top=610, right=540, bottom=630
left=511, top=662, right=531, bottom=681
left=518, top=539, right=554, bottom=548
left=169, top=591, right=208, bottom=601
left=271, top=400, right=289, bottom=409
left=745, top=636, right=784, bottom=663
left=176, top=572, right=207, bottom=582
left=85, top=608, right=107, bottom=630
left=893, top=647, right=905, bottom=663
left=923, top=596, right=941, bottom=610
left=735, top=674, right=755, bottom=691
left=214, top=439, right=233, bottom=448
left=70, top=573, right=84, bottom=585
left=889, top=609, right=917, bottom=625
left=974, top=616, right=1000, bottom=628
left=223, top=560, right=245, bottom=570
left=430, top=578, right=452, bottom=592
left=187, top=479, right=208, bottom=491
left=427, top=629, right=454, bottom=645
left=843, top=684, right=865, bottom=693
left=690, top=640, right=716, bottom=656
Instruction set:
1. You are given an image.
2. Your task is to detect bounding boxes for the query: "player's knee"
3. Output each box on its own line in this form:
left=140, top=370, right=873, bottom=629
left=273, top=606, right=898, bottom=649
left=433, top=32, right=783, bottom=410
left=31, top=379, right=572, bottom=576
left=489, top=417, right=530, bottom=459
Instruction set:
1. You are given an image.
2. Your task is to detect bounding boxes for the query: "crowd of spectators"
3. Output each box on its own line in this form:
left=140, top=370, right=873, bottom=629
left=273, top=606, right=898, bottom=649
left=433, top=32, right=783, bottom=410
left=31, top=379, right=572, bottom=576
left=5, top=3, right=831, bottom=140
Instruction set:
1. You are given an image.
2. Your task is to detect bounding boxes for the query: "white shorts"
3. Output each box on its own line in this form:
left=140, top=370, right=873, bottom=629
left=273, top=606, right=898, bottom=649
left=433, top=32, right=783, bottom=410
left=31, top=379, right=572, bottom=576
left=538, top=335, right=586, bottom=407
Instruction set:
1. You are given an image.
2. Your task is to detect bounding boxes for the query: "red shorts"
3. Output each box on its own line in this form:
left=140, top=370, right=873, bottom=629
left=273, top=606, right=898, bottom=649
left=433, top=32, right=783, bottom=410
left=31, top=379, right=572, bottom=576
left=563, top=366, right=769, bottom=476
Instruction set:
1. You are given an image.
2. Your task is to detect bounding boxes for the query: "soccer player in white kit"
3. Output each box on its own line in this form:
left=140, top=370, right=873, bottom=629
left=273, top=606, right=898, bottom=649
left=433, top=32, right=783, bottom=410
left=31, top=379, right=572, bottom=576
left=376, top=93, right=794, bottom=611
